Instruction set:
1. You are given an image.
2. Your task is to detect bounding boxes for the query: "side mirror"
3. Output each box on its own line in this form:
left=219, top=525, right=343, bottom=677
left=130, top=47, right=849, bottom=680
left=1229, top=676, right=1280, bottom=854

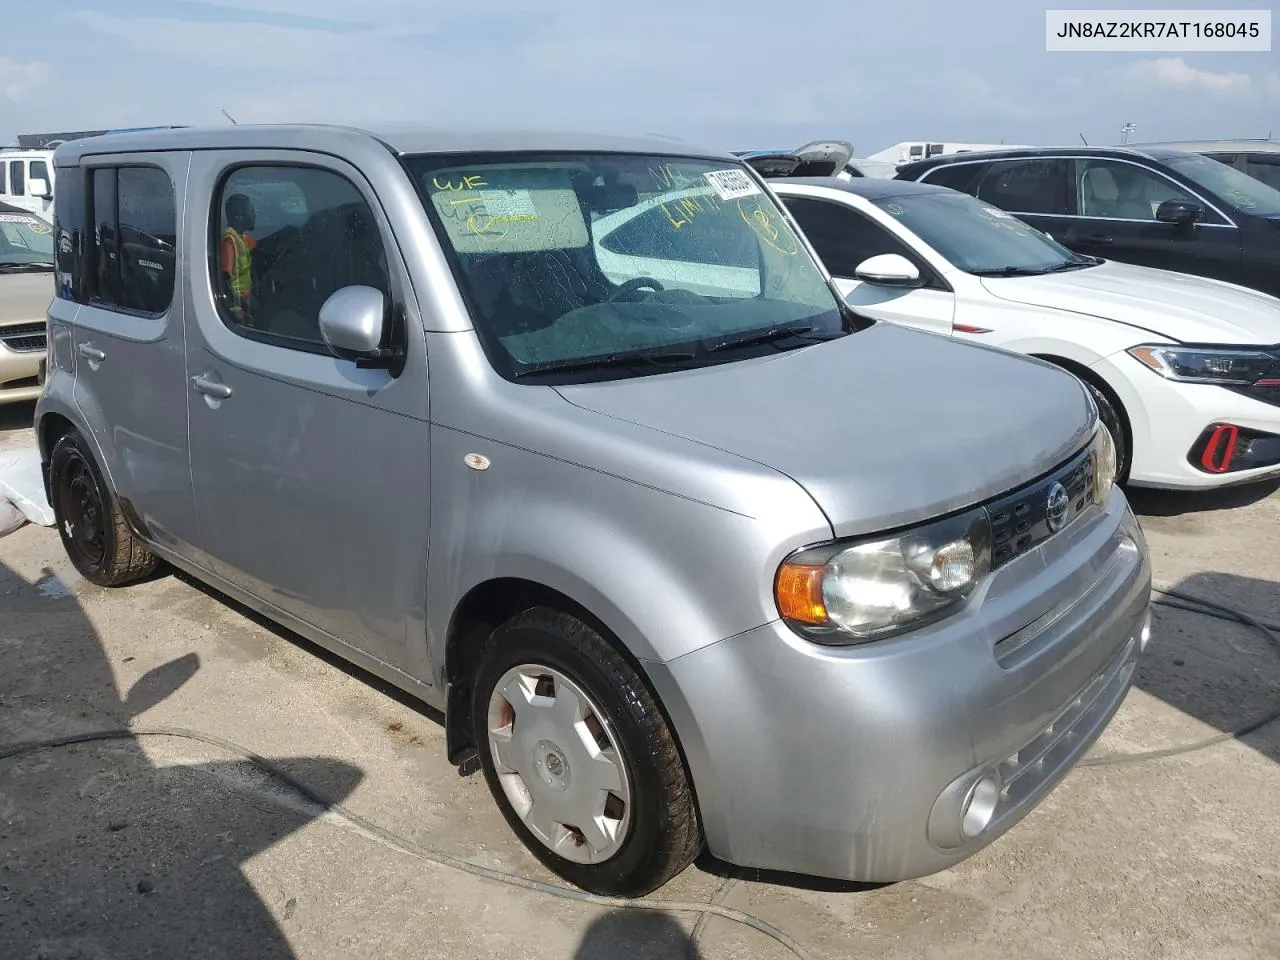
left=853, top=253, right=921, bottom=286
left=1156, top=199, right=1203, bottom=226
left=318, top=285, right=402, bottom=372
left=29, top=178, right=52, bottom=200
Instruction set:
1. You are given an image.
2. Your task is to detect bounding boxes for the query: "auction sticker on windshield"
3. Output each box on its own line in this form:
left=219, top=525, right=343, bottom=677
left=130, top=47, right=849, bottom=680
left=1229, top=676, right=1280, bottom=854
left=703, top=169, right=761, bottom=201
left=0, top=214, right=37, bottom=224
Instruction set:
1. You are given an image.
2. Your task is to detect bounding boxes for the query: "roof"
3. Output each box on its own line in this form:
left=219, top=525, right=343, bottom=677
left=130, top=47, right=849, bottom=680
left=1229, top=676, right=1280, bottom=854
left=53, top=123, right=728, bottom=164
left=1131, top=139, right=1280, bottom=155
left=769, top=176, right=953, bottom=201
left=893, top=144, right=1199, bottom=175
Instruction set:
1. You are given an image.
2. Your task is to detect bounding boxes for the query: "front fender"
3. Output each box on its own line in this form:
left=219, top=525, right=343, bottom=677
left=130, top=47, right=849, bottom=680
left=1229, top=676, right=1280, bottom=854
left=424, top=425, right=832, bottom=672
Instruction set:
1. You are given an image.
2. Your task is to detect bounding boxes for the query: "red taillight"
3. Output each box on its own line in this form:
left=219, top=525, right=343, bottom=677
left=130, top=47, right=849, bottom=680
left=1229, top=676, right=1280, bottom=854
left=1200, top=424, right=1239, bottom=473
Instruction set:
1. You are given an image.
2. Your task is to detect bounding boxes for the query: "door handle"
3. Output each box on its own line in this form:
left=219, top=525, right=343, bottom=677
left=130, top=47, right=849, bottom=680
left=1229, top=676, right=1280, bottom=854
left=190, top=374, right=232, bottom=399
left=1080, top=234, right=1113, bottom=245
left=77, top=343, right=105, bottom=362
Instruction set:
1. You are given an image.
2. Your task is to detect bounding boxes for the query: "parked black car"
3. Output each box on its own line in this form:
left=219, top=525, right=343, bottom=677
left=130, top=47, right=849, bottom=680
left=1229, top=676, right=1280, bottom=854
left=1132, top=140, right=1280, bottom=192
left=895, top=146, right=1280, bottom=299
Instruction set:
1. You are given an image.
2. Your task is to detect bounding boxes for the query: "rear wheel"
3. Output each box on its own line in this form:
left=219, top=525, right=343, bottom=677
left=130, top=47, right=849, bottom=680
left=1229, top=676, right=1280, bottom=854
left=472, top=606, right=701, bottom=896
left=49, top=431, right=158, bottom=586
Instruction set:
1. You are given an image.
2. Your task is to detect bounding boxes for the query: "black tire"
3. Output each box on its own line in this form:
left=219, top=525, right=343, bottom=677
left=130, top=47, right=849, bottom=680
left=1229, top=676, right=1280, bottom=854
left=471, top=606, right=701, bottom=896
left=1080, top=378, right=1131, bottom=485
left=49, top=431, right=158, bottom=587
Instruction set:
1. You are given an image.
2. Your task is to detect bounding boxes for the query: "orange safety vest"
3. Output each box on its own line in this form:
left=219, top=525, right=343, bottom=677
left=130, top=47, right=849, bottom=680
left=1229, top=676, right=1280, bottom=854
left=221, top=227, right=254, bottom=297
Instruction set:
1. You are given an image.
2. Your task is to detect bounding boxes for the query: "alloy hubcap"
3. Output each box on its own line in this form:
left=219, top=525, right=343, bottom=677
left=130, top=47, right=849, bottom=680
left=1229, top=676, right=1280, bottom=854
left=487, top=665, right=631, bottom=864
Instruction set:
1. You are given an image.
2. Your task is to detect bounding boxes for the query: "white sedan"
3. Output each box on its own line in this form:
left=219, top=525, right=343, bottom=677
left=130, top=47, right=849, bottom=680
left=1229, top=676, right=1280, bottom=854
left=766, top=177, right=1280, bottom=490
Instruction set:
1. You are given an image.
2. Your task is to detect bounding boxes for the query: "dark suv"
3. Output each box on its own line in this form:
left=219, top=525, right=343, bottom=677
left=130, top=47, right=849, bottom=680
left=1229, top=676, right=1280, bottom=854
left=896, top=146, right=1280, bottom=299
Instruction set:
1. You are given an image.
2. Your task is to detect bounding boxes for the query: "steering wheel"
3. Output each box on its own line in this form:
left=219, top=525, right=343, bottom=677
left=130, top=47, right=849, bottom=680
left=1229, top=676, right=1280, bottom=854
left=608, top=277, right=665, bottom=302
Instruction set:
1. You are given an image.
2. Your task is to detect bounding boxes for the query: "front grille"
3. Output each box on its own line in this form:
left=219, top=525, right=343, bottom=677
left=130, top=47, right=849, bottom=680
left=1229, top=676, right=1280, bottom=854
left=986, top=445, right=1094, bottom=569
left=0, top=322, right=47, bottom=353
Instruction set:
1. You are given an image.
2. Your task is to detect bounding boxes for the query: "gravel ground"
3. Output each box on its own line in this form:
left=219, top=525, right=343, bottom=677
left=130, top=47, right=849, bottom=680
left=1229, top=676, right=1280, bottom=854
left=2, top=397, right=1278, bottom=960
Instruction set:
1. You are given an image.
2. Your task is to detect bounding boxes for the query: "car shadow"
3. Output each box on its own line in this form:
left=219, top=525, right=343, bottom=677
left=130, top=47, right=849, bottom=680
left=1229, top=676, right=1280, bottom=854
left=1126, top=478, right=1280, bottom=517
left=573, top=909, right=703, bottom=960
left=0, top=399, right=36, bottom=434
left=0, top=559, right=364, bottom=959
left=1135, top=570, right=1280, bottom=765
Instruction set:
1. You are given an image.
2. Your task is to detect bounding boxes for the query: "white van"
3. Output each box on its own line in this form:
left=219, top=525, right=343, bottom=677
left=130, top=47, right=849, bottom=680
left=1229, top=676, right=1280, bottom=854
left=0, top=149, right=56, bottom=219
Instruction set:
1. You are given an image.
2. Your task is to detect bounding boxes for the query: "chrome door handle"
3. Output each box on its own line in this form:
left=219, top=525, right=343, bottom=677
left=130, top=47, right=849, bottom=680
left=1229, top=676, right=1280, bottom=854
left=190, top=375, right=232, bottom=399
left=77, top=343, right=105, bottom=362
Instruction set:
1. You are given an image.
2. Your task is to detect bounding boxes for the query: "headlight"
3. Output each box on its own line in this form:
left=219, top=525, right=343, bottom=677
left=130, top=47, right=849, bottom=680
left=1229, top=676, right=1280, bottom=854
left=1127, top=344, right=1277, bottom=385
left=775, top=510, right=992, bottom=644
left=1090, top=423, right=1117, bottom=505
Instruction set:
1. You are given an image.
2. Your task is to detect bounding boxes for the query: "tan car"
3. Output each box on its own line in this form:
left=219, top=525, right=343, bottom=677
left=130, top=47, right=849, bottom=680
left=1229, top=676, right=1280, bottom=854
left=0, top=201, right=54, bottom=404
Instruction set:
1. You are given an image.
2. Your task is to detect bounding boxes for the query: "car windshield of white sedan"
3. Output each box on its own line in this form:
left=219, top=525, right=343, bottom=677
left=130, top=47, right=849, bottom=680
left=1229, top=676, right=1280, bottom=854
left=1164, top=154, right=1280, bottom=218
left=875, top=192, right=1094, bottom=277
left=0, top=210, right=55, bottom=268
left=405, top=152, right=844, bottom=381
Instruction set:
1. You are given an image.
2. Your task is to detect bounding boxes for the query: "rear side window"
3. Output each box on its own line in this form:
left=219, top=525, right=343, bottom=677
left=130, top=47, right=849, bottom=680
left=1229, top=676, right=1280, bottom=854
left=0, top=163, right=6, bottom=194
left=920, top=163, right=982, bottom=193
left=88, top=165, right=177, bottom=316
left=974, top=159, right=1069, bottom=215
left=9, top=160, right=25, bottom=197
left=54, top=168, right=85, bottom=301
left=210, top=165, right=390, bottom=350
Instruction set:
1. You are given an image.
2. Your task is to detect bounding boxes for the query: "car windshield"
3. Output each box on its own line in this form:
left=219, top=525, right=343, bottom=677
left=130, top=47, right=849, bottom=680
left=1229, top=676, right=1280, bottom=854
left=873, top=191, right=1094, bottom=276
left=403, top=152, right=846, bottom=381
left=0, top=210, right=55, bottom=269
left=1163, top=153, right=1280, bottom=217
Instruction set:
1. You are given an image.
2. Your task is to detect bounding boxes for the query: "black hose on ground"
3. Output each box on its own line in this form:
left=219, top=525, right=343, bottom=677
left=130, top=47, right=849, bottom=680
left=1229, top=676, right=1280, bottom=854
left=2, top=588, right=1277, bottom=960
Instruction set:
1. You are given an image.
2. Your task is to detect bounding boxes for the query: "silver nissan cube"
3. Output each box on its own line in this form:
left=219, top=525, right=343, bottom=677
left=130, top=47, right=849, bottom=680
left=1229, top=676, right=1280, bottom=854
left=36, top=124, right=1152, bottom=896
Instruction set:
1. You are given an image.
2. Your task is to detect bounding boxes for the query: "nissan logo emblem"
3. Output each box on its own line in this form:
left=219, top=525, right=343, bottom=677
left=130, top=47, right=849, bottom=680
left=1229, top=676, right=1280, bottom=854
left=1046, top=481, right=1070, bottom=533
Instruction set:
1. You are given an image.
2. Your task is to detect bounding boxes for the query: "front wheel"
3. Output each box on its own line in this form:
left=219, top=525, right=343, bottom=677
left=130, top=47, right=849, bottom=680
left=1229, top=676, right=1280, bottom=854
left=1080, top=379, right=1131, bottom=485
left=472, top=607, right=701, bottom=896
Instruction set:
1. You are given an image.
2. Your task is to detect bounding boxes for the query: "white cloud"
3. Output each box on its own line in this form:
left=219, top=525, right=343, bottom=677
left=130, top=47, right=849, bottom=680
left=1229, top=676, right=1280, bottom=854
left=1114, top=57, right=1253, bottom=97
left=0, top=58, right=50, bottom=103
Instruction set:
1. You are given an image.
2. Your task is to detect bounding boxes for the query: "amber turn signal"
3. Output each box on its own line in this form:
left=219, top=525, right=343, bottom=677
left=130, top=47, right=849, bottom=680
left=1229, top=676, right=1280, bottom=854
left=775, top=562, right=828, bottom=625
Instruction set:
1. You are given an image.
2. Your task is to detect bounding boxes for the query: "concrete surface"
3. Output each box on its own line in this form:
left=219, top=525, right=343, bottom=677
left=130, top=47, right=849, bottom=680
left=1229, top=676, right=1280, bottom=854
left=1, top=396, right=1278, bottom=960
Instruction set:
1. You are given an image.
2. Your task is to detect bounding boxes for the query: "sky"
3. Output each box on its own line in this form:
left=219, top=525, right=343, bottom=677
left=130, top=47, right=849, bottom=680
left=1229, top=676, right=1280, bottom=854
left=1, top=0, right=1277, bottom=154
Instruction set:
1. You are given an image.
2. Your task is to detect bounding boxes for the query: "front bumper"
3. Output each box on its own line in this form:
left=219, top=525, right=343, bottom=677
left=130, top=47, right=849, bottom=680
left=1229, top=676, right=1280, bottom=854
left=1092, top=351, right=1280, bottom=489
left=0, top=332, right=45, bottom=404
left=646, top=489, right=1151, bottom=883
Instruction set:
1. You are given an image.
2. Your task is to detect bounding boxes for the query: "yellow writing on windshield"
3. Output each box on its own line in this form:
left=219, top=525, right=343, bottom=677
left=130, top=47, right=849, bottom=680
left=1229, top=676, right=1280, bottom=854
left=650, top=163, right=699, bottom=191
left=442, top=193, right=539, bottom=243
left=658, top=193, right=722, bottom=230
left=737, top=198, right=797, bottom=255
left=433, top=175, right=488, bottom=192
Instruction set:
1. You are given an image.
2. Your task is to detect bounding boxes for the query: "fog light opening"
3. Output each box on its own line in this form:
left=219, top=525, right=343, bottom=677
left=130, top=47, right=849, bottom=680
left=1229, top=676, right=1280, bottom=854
left=960, top=772, right=1000, bottom=841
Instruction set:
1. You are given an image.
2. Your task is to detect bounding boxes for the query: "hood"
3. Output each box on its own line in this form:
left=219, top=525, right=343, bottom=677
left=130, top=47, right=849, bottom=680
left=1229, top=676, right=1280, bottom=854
left=0, top=271, right=55, bottom=324
left=554, top=323, right=1095, bottom=537
left=982, top=259, right=1280, bottom=344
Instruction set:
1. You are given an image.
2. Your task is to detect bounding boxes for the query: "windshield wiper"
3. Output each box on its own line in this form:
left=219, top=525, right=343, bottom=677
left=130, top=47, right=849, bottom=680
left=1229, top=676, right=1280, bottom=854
left=513, top=349, right=697, bottom=379
left=707, top=323, right=827, bottom=354
left=1037, top=258, right=1098, bottom=273
left=968, top=265, right=1052, bottom=277
left=971, top=259, right=1098, bottom=277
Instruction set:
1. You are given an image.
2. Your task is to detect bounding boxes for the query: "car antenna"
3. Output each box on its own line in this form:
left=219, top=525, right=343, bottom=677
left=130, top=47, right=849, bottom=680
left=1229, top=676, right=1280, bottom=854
left=1078, top=132, right=1089, bottom=146
left=221, top=109, right=238, bottom=125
